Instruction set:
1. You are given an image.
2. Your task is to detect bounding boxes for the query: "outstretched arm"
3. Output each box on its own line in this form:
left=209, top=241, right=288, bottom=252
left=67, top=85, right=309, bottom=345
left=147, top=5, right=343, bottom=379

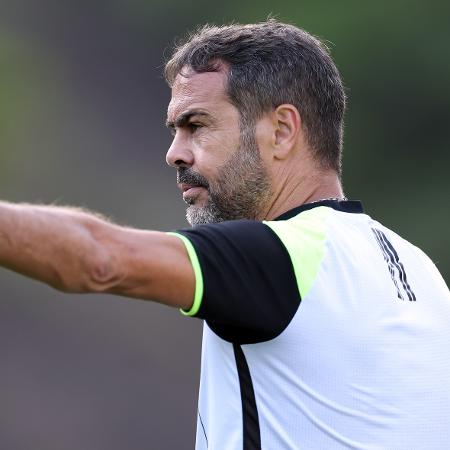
left=0, top=201, right=195, bottom=309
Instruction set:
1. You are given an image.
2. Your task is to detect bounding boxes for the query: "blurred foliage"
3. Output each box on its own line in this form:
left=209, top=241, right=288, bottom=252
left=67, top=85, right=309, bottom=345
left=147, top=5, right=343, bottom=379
left=0, top=34, right=39, bottom=173
left=0, top=32, right=65, bottom=187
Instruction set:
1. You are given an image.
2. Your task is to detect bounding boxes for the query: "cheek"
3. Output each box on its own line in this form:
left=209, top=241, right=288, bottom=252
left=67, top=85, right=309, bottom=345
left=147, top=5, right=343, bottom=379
left=192, top=131, right=238, bottom=175
left=193, top=129, right=228, bottom=153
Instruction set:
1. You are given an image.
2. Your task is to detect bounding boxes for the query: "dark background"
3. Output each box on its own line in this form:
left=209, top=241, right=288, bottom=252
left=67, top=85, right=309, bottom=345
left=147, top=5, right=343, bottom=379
left=0, top=1, right=449, bottom=448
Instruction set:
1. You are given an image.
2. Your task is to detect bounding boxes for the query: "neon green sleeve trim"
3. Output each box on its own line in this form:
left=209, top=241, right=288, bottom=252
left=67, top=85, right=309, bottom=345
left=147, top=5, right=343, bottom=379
left=264, top=207, right=330, bottom=299
left=167, top=232, right=204, bottom=316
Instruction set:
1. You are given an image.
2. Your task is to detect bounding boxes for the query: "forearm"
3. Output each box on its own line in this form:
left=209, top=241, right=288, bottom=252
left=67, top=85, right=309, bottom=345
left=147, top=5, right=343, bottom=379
left=0, top=201, right=118, bottom=292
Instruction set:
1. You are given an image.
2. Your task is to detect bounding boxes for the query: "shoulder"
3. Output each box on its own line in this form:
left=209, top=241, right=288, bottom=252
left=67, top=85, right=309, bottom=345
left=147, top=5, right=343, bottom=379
left=174, top=219, right=301, bottom=344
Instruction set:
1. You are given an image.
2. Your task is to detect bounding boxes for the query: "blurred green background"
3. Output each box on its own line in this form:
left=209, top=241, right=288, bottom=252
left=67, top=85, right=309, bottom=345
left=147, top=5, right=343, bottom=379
left=0, top=1, right=449, bottom=449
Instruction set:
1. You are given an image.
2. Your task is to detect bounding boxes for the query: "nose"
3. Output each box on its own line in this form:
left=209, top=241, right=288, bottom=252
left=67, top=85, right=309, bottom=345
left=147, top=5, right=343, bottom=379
left=166, top=133, right=194, bottom=168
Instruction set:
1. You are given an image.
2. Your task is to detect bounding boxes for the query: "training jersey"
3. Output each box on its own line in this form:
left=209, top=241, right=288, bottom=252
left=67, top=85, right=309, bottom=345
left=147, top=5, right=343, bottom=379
left=172, top=200, right=450, bottom=450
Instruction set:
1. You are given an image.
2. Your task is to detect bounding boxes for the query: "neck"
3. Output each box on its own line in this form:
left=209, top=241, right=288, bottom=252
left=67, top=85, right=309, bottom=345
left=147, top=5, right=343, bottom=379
left=261, top=170, right=344, bottom=221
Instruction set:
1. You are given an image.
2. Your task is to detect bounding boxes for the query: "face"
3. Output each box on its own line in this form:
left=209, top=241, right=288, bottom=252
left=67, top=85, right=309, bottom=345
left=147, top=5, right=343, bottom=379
left=166, top=68, right=272, bottom=225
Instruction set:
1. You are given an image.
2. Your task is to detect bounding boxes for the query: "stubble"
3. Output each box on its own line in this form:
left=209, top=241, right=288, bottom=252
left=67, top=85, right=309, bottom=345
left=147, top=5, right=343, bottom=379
left=177, top=126, right=272, bottom=225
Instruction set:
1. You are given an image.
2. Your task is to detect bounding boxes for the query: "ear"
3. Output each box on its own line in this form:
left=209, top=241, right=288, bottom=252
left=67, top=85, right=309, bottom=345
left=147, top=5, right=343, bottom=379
left=272, top=104, right=301, bottom=160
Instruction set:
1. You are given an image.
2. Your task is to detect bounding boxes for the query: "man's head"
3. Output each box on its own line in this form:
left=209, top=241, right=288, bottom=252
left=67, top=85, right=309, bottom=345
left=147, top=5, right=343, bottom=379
left=165, top=19, right=346, bottom=225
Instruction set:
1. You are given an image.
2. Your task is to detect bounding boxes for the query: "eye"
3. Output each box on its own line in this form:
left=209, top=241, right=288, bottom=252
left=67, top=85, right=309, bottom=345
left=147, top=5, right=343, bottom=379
left=187, top=122, right=202, bottom=133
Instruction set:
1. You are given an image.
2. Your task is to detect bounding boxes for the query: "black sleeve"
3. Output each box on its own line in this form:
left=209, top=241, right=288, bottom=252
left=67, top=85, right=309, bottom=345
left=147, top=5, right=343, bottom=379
left=176, top=220, right=301, bottom=344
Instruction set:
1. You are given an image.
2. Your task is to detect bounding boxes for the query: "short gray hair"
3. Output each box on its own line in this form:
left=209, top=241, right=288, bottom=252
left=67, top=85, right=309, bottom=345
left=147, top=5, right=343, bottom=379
left=165, top=19, right=346, bottom=174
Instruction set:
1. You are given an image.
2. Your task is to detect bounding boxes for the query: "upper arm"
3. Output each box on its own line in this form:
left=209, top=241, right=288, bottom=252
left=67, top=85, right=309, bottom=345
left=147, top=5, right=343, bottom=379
left=174, top=220, right=301, bottom=344
left=99, top=226, right=196, bottom=310
left=91, top=219, right=301, bottom=342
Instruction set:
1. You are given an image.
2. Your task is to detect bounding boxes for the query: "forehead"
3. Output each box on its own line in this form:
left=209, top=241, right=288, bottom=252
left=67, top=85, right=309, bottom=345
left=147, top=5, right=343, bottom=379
left=167, top=69, right=231, bottom=121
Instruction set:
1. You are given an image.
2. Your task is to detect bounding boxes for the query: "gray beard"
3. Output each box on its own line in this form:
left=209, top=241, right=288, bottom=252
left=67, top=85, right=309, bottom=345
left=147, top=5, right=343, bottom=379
left=181, top=127, right=272, bottom=226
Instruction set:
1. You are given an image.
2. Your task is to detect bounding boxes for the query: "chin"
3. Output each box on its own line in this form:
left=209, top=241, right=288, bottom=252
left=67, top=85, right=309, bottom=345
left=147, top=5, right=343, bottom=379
left=186, top=204, right=221, bottom=226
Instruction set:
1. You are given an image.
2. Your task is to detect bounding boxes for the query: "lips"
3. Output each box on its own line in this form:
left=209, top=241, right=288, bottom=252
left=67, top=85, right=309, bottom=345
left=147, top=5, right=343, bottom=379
left=179, top=183, right=200, bottom=193
left=178, top=183, right=206, bottom=200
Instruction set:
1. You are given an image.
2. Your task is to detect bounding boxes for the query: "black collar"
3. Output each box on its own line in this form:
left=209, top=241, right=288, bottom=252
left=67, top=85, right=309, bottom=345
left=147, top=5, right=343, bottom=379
left=274, top=200, right=364, bottom=221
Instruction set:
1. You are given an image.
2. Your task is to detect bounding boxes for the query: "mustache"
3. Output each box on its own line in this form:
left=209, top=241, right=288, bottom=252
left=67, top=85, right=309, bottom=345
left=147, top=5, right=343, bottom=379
left=177, top=167, right=209, bottom=189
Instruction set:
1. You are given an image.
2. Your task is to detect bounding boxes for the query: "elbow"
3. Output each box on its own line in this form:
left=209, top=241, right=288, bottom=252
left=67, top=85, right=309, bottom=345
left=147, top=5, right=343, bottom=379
left=53, top=245, right=124, bottom=294
left=45, top=214, right=126, bottom=295
left=83, top=248, right=124, bottom=293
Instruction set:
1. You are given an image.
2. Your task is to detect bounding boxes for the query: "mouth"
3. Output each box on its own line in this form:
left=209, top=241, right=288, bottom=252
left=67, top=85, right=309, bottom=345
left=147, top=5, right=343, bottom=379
left=178, top=183, right=206, bottom=201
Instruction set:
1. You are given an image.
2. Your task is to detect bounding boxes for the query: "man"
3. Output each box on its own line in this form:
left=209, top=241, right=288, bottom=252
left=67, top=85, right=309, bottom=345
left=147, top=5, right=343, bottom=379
left=0, top=19, right=449, bottom=449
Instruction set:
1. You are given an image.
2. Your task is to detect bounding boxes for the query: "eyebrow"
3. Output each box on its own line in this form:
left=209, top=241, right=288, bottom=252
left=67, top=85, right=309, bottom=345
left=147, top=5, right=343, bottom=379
left=166, top=110, right=210, bottom=130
